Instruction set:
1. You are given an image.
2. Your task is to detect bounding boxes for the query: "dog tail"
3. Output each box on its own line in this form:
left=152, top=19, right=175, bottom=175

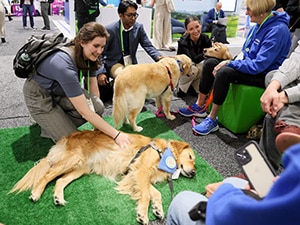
left=8, top=158, right=50, bottom=194
left=112, top=86, right=128, bottom=129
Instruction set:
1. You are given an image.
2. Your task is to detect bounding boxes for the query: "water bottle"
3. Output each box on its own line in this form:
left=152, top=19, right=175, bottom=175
left=18, top=51, right=31, bottom=69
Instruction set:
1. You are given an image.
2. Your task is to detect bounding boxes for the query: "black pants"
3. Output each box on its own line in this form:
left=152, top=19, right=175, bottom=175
left=76, top=13, right=98, bottom=31
left=199, top=58, right=266, bottom=106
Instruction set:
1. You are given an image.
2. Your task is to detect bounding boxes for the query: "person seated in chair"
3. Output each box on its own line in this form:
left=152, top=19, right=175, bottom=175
left=205, top=2, right=229, bottom=44
left=259, top=40, right=300, bottom=171
left=205, top=2, right=226, bottom=32
left=175, top=15, right=212, bottom=97
left=97, top=0, right=163, bottom=102
left=178, top=0, right=291, bottom=136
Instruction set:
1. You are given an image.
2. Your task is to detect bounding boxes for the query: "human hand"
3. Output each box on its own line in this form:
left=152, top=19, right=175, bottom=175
left=97, top=74, right=109, bottom=86
left=213, top=20, right=218, bottom=24
left=212, top=60, right=227, bottom=76
left=260, top=81, right=287, bottom=117
left=114, top=132, right=132, bottom=149
left=276, top=7, right=284, bottom=12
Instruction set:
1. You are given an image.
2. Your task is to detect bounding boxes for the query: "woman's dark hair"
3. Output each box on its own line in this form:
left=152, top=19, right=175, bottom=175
left=118, top=0, right=138, bottom=14
left=184, top=15, right=202, bottom=29
left=73, top=22, right=110, bottom=71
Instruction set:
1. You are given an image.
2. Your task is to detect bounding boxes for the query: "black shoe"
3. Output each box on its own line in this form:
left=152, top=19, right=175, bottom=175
left=174, top=88, right=186, bottom=98
left=1, top=38, right=6, bottom=43
left=8, top=16, right=13, bottom=21
left=42, top=27, right=50, bottom=30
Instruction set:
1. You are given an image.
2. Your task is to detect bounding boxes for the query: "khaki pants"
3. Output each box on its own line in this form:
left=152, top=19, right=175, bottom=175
left=0, top=3, right=6, bottom=39
left=23, top=78, right=104, bottom=142
left=177, top=61, right=203, bottom=93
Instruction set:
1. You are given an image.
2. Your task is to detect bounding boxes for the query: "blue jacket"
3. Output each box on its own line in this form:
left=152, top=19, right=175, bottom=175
left=103, top=20, right=160, bottom=71
left=205, top=8, right=225, bottom=24
left=207, top=142, right=300, bottom=225
left=228, top=11, right=291, bottom=75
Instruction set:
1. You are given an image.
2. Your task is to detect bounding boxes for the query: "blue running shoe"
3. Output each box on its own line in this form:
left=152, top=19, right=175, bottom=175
left=193, top=116, right=219, bottom=135
left=179, top=103, right=207, bottom=117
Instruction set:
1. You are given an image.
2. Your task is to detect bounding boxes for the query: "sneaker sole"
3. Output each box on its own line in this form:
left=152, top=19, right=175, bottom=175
left=179, top=111, right=207, bottom=118
left=192, top=125, right=219, bottom=135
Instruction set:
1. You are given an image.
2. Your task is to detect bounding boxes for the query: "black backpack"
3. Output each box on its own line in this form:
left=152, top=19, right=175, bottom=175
left=13, top=32, right=71, bottom=79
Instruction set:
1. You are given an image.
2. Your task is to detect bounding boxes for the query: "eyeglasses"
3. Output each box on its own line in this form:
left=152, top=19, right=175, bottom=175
left=124, top=13, right=139, bottom=19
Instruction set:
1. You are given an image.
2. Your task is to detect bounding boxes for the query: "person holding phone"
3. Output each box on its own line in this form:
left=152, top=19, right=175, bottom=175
left=166, top=142, right=300, bottom=225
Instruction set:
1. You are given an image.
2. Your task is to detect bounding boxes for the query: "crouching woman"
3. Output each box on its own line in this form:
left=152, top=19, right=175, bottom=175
left=23, top=22, right=130, bottom=147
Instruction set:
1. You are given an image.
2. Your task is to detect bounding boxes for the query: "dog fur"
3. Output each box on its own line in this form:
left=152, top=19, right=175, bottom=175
left=203, top=42, right=233, bottom=60
left=112, top=54, right=192, bottom=132
left=9, top=130, right=196, bottom=225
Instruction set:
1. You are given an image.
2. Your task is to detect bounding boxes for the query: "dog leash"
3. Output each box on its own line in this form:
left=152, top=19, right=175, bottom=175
left=192, top=90, right=214, bottom=135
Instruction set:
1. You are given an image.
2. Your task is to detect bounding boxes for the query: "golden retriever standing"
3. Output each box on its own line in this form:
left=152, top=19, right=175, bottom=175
left=113, top=54, right=192, bottom=132
left=9, top=130, right=196, bottom=225
left=203, top=42, right=233, bottom=60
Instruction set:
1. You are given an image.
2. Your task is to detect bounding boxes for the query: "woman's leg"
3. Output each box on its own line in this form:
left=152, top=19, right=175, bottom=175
left=23, top=79, right=79, bottom=142
left=167, top=191, right=206, bottom=225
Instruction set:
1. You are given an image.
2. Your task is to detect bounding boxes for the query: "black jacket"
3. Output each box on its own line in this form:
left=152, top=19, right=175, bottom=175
left=177, top=33, right=212, bottom=64
left=275, top=0, right=300, bottom=31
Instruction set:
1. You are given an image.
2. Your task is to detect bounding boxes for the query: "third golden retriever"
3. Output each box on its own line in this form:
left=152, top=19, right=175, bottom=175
left=203, top=42, right=233, bottom=60
left=113, top=54, right=192, bottom=132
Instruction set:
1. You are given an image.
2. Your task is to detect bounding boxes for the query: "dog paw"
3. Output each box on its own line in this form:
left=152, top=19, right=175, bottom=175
left=134, top=126, right=143, bottom=132
left=53, top=195, right=67, bottom=206
left=152, top=205, right=164, bottom=220
left=29, top=193, right=40, bottom=202
left=166, top=114, right=176, bottom=121
left=136, top=213, right=148, bottom=225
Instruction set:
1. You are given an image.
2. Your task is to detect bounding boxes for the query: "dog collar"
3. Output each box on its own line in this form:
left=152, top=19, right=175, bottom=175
left=158, top=147, right=177, bottom=174
left=176, top=59, right=183, bottom=73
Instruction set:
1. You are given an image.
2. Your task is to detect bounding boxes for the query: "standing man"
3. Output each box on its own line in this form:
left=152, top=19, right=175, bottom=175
left=40, top=0, right=51, bottom=30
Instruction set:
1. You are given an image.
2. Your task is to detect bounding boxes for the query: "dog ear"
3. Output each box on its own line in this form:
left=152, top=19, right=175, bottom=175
left=169, top=140, right=190, bottom=160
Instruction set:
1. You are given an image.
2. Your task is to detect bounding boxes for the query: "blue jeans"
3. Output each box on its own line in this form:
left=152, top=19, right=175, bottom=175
left=22, top=4, right=34, bottom=28
left=167, top=191, right=207, bottom=225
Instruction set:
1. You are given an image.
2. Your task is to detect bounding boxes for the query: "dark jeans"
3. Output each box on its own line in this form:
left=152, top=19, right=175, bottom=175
left=22, top=4, right=34, bottom=28
left=199, top=58, right=266, bottom=105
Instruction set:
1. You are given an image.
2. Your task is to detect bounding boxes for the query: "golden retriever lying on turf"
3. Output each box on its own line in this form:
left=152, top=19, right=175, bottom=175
left=113, top=54, right=192, bottom=132
left=9, top=130, right=196, bottom=225
left=203, top=42, right=233, bottom=60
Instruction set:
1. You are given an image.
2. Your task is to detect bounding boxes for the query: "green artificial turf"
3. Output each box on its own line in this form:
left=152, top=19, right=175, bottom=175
left=0, top=110, right=223, bottom=225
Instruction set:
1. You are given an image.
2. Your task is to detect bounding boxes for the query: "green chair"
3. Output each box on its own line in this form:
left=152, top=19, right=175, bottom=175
left=217, top=84, right=265, bottom=134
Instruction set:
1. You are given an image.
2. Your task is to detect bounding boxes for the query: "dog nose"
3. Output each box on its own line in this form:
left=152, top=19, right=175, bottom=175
left=190, top=169, right=196, bottom=177
left=203, top=49, right=207, bottom=53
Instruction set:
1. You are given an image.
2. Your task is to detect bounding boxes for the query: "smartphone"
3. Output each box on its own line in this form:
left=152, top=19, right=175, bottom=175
left=234, top=141, right=276, bottom=198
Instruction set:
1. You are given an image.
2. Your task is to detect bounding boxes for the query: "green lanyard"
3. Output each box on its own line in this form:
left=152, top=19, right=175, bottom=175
left=120, top=24, right=125, bottom=55
left=243, top=12, right=273, bottom=52
left=214, top=10, right=220, bottom=20
left=80, top=61, right=90, bottom=93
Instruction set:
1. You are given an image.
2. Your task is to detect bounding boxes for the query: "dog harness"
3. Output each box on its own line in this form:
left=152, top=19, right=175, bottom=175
left=123, top=140, right=177, bottom=199
left=123, top=140, right=163, bottom=175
